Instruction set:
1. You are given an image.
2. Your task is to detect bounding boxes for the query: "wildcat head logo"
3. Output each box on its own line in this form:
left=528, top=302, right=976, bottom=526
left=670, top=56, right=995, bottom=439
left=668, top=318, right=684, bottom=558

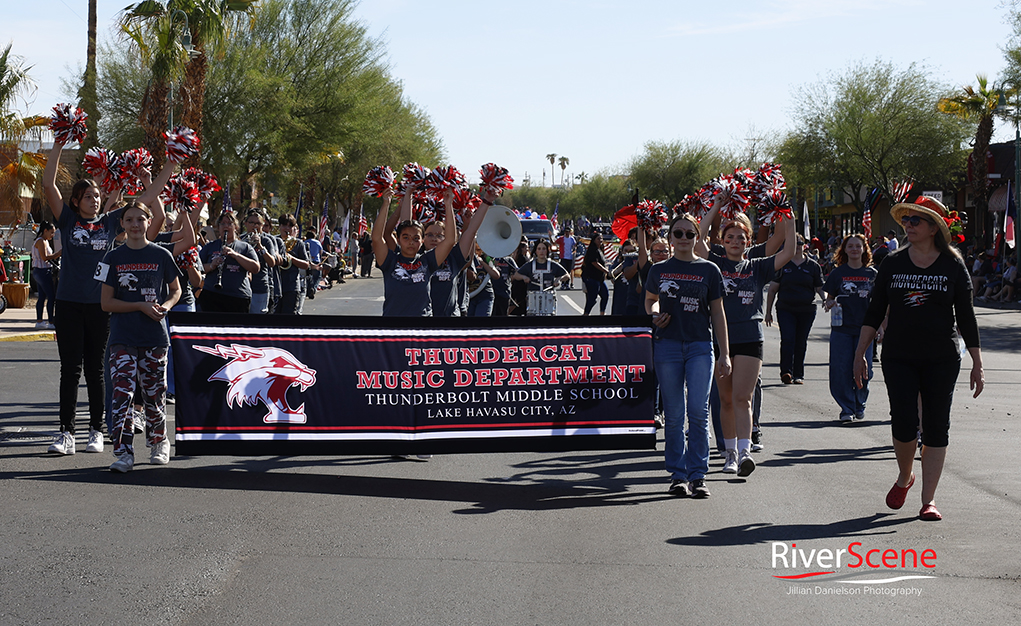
left=118, top=273, right=139, bottom=291
left=193, top=343, right=317, bottom=423
left=722, top=276, right=738, bottom=294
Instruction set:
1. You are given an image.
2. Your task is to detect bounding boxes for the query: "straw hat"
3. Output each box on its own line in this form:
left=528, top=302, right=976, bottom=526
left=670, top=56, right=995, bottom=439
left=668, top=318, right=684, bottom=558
left=890, top=195, right=950, bottom=241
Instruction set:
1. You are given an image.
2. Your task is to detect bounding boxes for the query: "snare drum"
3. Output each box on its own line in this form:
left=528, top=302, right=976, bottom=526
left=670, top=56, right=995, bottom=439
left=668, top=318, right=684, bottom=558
left=527, top=291, right=557, bottom=316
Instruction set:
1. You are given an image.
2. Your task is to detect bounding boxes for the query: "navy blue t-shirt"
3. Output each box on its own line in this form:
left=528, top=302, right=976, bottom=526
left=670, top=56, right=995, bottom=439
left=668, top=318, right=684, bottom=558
left=57, top=204, right=124, bottom=303
left=380, top=248, right=439, bottom=316
left=99, top=243, right=181, bottom=347
left=709, top=252, right=777, bottom=343
left=774, top=258, right=823, bottom=313
left=431, top=246, right=466, bottom=317
left=199, top=239, right=259, bottom=300
left=824, top=264, right=878, bottom=333
left=491, top=256, right=518, bottom=299
left=645, top=257, right=724, bottom=343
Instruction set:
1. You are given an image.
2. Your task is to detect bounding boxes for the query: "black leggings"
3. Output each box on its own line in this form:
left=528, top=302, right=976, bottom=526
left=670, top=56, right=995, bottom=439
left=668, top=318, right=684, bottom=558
left=55, top=300, right=109, bottom=434
left=881, top=357, right=960, bottom=447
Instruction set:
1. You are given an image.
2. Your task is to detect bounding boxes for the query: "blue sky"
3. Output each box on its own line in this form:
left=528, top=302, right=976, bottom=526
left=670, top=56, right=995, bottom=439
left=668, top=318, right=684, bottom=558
left=2, top=1, right=1017, bottom=185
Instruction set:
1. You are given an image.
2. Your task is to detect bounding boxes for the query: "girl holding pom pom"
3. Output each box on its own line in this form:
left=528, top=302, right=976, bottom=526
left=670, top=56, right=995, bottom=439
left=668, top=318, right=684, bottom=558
left=696, top=193, right=796, bottom=478
left=42, top=138, right=173, bottom=456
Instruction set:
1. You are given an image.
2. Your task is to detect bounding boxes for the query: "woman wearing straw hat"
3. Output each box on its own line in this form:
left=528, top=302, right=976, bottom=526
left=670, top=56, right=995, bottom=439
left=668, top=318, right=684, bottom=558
left=853, top=195, right=983, bottom=522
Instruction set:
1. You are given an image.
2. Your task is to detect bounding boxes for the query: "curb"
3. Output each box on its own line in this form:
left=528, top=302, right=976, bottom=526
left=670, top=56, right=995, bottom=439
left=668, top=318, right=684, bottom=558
left=0, top=332, right=56, bottom=343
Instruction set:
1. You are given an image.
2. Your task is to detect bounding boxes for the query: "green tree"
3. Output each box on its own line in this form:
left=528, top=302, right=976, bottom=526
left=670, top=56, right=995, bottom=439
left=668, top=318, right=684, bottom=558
left=545, top=153, right=556, bottom=187
left=938, top=75, right=1005, bottom=244
left=0, top=44, right=52, bottom=218
left=780, top=59, right=969, bottom=213
left=557, top=155, right=569, bottom=186
left=627, top=140, right=730, bottom=205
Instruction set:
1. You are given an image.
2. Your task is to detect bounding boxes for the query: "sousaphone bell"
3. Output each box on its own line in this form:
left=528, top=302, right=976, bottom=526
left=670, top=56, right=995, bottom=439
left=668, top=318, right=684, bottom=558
left=476, top=205, right=521, bottom=258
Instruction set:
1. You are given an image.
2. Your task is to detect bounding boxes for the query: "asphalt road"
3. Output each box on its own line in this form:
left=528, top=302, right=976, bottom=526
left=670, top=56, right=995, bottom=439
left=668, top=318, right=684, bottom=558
left=1, top=275, right=1019, bottom=625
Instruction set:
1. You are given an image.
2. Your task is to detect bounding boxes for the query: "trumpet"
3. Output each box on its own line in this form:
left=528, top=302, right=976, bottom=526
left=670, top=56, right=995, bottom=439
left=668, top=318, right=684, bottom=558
left=279, top=236, right=299, bottom=270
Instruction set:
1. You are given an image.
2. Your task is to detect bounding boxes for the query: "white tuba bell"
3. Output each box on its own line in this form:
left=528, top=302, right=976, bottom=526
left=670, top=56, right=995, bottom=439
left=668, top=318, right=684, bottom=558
left=476, top=205, right=522, bottom=258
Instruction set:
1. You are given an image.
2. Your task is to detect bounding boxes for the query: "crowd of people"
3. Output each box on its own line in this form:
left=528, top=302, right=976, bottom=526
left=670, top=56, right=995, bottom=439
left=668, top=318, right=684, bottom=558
left=36, top=140, right=985, bottom=520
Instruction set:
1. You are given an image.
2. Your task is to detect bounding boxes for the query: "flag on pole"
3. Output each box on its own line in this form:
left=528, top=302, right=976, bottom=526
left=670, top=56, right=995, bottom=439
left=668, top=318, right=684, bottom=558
left=358, top=204, right=368, bottom=236
left=317, top=196, right=330, bottom=242
left=551, top=201, right=559, bottom=234
left=340, top=205, right=351, bottom=253
left=862, top=187, right=879, bottom=240
left=1007, top=181, right=1016, bottom=250
left=222, top=182, right=233, bottom=214
left=802, top=201, right=811, bottom=241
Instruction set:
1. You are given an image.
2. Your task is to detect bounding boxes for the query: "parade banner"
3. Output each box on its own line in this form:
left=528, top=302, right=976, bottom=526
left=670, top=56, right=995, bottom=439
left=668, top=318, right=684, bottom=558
left=169, top=313, right=656, bottom=456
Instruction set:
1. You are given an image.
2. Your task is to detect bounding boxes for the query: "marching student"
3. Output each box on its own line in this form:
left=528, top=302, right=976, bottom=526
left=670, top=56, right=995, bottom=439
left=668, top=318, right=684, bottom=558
left=646, top=212, right=730, bottom=498
left=697, top=194, right=796, bottom=478
left=276, top=214, right=310, bottom=315
left=99, top=201, right=182, bottom=472
left=42, top=139, right=172, bottom=456
left=198, top=212, right=260, bottom=313
left=512, top=239, right=571, bottom=314
left=244, top=209, right=279, bottom=314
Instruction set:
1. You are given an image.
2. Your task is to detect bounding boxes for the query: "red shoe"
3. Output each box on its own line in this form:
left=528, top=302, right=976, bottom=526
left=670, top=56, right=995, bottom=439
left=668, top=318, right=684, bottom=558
left=885, top=474, right=915, bottom=510
left=919, top=504, right=942, bottom=521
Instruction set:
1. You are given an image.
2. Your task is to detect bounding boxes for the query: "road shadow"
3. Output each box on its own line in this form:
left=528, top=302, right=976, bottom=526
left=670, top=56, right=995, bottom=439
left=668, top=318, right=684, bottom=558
left=667, top=512, right=914, bottom=547
left=0, top=450, right=676, bottom=514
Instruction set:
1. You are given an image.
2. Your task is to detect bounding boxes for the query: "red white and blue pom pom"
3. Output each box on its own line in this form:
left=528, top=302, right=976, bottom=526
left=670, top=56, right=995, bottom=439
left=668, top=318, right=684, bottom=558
left=161, top=177, right=201, bottom=213
left=82, top=147, right=122, bottom=194
left=176, top=246, right=201, bottom=270
left=708, top=175, right=752, bottom=220
left=401, top=162, right=432, bottom=189
left=634, top=199, right=669, bottom=232
left=479, top=163, right=514, bottom=196
left=49, top=104, right=89, bottom=145
left=180, top=167, right=221, bottom=199
left=165, top=126, right=200, bottom=163
left=118, top=148, right=154, bottom=195
left=452, top=187, right=481, bottom=214
left=424, top=165, right=467, bottom=198
left=363, top=165, right=395, bottom=197
left=756, top=187, right=794, bottom=226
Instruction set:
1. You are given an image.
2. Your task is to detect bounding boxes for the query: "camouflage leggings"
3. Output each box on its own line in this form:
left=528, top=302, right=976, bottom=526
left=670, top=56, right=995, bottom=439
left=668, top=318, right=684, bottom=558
left=109, top=345, right=168, bottom=454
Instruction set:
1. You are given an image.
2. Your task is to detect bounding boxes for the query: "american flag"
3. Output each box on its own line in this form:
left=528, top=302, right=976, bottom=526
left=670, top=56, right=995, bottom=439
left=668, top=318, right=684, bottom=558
left=222, top=182, right=232, bottom=213
left=317, top=196, right=330, bottom=242
left=358, top=205, right=368, bottom=236
left=862, top=187, right=880, bottom=239
left=892, top=179, right=914, bottom=204
left=551, top=201, right=559, bottom=234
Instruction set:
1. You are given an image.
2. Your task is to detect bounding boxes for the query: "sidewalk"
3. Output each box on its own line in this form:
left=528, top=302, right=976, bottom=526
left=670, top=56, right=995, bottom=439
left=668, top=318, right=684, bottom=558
left=0, top=293, right=55, bottom=342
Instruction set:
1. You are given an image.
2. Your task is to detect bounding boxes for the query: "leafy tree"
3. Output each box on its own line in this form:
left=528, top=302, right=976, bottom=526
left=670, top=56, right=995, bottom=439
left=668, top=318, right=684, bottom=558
left=557, top=155, right=569, bottom=186
left=0, top=44, right=52, bottom=217
left=626, top=140, right=730, bottom=205
left=782, top=59, right=969, bottom=214
left=545, top=153, right=556, bottom=186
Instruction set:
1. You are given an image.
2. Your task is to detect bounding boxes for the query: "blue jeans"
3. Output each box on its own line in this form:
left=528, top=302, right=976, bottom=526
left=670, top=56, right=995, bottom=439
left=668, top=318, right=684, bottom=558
left=654, top=339, right=714, bottom=481
left=249, top=291, right=270, bottom=314
left=582, top=278, right=608, bottom=315
left=33, top=268, right=56, bottom=322
left=777, top=307, right=816, bottom=379
left=468, top=290, right=494, bottom=316
left=829, top=328, right=872, bottom=418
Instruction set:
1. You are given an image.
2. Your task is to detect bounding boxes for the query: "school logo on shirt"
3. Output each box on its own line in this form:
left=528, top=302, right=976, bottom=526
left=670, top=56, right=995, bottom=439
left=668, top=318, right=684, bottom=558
left=193, top=343, right=317, bottom=424
left=904, top=291, right=928, bottom=307
left=118, top=272, right=139, bottom=291
left=394, top=259, right=428, bottom=283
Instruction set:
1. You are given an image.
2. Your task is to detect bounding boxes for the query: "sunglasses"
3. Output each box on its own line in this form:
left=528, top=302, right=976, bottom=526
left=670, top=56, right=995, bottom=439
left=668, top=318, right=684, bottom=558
left=671, top=230, right=697, bottom=240
left=901, top=215, right=933, bottom=227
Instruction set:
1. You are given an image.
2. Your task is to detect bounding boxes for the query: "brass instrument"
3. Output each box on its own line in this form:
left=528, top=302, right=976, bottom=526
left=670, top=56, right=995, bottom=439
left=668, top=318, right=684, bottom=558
left=279, top=236, right=299, bottom=270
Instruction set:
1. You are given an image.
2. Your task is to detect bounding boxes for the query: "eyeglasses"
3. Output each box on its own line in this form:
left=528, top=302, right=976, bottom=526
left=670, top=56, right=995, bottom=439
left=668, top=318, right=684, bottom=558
left=901, top=215, right=933, bottom=227
left=672, top=230, right=697, bottom=240
left=651, top=248, right=670, bottom=254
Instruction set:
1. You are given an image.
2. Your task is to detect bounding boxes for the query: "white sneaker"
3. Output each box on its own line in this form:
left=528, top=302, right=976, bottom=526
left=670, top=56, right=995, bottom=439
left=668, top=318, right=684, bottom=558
left=722, top=450, right=738, bottom=474
left=110, top=452, right=134, bottom=473
left=415, top=454, right=433, bottom=460
left=738, top=451, right=756, bottom=477
left=34, top=321, right=48, bottom=330
left=47, top=432, right=75, bottom=455
left=85, top=429, right=104, bottom=453
left=150, top=440, right=171, bottom=465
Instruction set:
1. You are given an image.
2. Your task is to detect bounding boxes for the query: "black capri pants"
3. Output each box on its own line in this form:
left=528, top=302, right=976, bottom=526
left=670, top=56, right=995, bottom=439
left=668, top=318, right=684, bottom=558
left=881, top=357, right=960, bottom=448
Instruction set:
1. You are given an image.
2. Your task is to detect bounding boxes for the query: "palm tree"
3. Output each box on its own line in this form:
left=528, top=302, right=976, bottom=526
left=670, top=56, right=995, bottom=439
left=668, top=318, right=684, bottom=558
left=122, top=0, right=258, bottom=165
left=575, top=171, right=588, bottom=184
left=0, top=44, right=54, bottom=220
left=546, top=153, right=556, bottom=187
left=558, top=155, right=569, bottom=186
left=938, top=75, right=1004, bottom=245
left=77, top=0, right=100, bottom=161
